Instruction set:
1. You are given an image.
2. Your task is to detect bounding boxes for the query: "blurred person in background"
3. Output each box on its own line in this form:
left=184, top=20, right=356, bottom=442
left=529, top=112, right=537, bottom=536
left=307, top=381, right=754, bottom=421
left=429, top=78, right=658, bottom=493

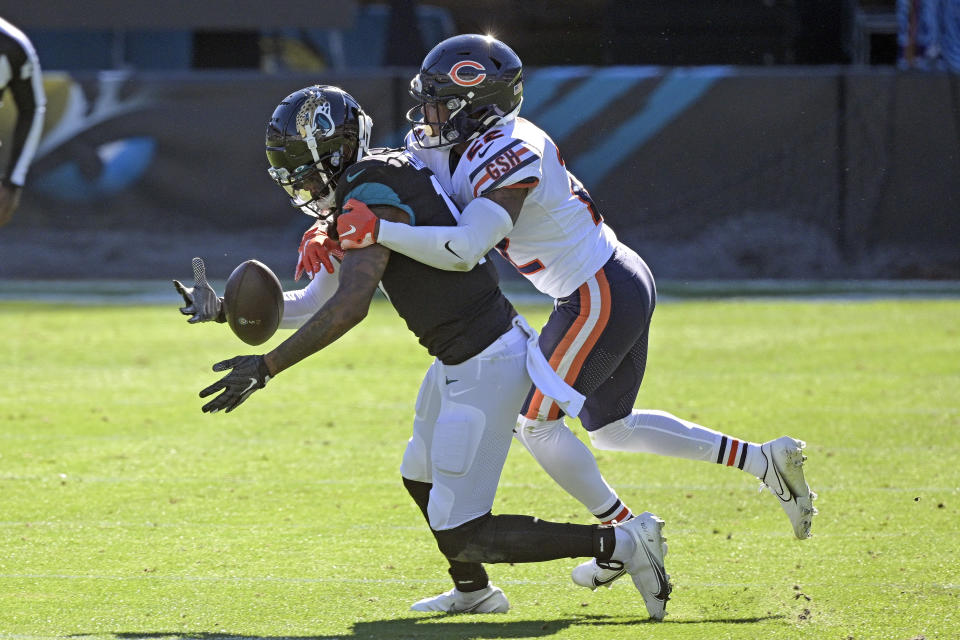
left=897, top=0, right=960, bottom=71
left=0, top=16, right=45, bottom=227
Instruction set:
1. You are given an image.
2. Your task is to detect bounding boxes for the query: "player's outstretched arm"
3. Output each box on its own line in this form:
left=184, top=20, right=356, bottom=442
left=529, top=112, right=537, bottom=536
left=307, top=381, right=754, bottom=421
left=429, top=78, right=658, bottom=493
left=337, top=187, right=527, bottom=272
left=198, top=244, right=388, bottom=414
left=263, top=241, right=390, bottom=377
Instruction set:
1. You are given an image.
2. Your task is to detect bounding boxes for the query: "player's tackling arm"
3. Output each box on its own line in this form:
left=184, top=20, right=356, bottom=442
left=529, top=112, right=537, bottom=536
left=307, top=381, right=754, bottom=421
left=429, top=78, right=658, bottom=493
left=343, top=187, right=528, bottom=272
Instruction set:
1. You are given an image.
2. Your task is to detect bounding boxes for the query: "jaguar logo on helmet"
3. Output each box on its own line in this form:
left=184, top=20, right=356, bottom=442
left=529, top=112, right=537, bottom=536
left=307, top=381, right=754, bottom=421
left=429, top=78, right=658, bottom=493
left=296, top=92, right=335, bottom=140
left=449, top=60, right=486, bottom=87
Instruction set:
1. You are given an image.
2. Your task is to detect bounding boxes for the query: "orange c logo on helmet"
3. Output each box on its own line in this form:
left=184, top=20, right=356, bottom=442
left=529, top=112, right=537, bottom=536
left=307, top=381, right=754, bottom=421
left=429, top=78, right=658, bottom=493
left=449, top=61, right=486, bottom=87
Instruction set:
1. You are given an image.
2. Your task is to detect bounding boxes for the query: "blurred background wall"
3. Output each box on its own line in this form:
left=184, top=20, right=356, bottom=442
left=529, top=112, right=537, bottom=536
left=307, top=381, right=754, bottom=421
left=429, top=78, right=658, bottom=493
left=0, top=0, right=956, bottom=281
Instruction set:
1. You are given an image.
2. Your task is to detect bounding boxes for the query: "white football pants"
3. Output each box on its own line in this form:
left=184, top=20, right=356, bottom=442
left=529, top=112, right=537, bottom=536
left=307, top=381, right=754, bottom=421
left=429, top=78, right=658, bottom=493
left=400, top=324, right=531, bottom=531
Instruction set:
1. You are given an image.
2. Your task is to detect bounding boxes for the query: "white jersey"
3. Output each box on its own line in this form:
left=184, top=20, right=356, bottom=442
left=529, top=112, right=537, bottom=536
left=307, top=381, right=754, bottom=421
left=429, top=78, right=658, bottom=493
left=405, top=117, right=618, bottom=299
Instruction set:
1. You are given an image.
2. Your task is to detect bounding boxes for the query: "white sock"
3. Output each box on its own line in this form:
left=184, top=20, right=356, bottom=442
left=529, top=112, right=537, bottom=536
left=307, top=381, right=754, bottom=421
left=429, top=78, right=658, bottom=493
left=610, top=526, right=637, bottom=564
left=514, top=416, right=620, bottom=514
left=589, top=409, right=766, bottom=478
left=458, top=585, right=494, bottom=599
left=718, top=434, right=767, bottom=479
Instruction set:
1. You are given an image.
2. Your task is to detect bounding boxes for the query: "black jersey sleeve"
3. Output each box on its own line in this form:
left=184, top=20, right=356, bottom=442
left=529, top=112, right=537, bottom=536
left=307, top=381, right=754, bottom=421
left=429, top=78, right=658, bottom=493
left=335, top=149, right=461, bottom=233
left=337, top=157, right=418, bottom=225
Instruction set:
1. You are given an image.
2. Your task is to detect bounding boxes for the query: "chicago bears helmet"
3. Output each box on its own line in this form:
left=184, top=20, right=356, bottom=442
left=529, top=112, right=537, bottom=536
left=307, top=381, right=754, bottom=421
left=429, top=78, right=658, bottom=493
left=265, top=85, right=372, bottom=218
left=407, top=34, right=523, bottom=149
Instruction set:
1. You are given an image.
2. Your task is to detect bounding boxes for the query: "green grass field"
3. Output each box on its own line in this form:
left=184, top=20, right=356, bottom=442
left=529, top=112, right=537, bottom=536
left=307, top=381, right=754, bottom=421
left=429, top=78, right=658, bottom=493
left=1, top=296, right=958, bottom=640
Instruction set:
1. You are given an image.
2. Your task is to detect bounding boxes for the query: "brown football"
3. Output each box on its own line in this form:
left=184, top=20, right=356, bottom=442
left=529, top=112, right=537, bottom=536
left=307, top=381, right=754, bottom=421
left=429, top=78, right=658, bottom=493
left=223, top=259, right=284, bottom=346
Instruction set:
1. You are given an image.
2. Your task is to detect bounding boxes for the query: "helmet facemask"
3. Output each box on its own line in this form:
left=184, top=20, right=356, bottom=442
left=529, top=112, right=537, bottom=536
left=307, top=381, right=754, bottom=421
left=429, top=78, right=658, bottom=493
left=406, top=77, right=472, bottom=148
left=267, top=149, right=346, bottom=220
left=265, top=85, right=373, bottom=220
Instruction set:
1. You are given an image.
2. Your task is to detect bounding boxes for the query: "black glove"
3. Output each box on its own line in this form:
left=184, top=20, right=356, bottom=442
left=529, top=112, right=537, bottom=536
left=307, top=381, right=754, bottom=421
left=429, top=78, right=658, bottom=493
left=199, top=355, right=271, bottom=413
left=173, top=257, right=226, bottom=323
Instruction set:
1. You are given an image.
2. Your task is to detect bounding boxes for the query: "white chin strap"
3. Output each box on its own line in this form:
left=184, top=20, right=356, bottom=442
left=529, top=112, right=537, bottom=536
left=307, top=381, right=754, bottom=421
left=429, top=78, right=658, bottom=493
left=500, top=100, right=522, bottom=125
left=357, top=112, right=373, bottom=160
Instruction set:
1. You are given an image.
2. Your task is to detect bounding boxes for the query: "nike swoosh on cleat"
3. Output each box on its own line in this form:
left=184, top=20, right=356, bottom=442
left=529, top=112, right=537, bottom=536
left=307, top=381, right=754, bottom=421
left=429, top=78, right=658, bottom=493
left=763, top=449, right=792, bottom=501
left=770, top=458, right=794, bottom=501
left=340, top=224, right=357, bottom=238
left=444, top=241, right=463, bottom=259
left=640, top=544, right=671, bottom=601
left=592, top=567, right=627, bottom=588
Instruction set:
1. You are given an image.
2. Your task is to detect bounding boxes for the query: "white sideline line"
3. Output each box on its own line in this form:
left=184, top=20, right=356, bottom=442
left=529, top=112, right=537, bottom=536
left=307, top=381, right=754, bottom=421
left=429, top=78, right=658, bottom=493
left=1, top=474, right=957, bottom=493
left=0, top=520, right=953, bottom=537
left=0, top=521, right=427, bottom=530
left=1, top=278, right=959, bottom=303
left=0, top=573, right=956, bottom=591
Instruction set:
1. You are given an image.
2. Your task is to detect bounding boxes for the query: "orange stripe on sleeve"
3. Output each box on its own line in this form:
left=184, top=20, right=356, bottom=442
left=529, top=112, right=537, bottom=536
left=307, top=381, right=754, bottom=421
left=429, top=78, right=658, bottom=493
left=472, top=172, right=492, bottom=197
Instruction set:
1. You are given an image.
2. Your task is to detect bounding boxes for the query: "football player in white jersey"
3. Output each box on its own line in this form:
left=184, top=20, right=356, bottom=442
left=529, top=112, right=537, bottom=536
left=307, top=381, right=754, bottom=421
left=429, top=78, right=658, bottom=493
left=0, top=17, right=46, bottom=227
left=309, top=35, right=815, bottom=611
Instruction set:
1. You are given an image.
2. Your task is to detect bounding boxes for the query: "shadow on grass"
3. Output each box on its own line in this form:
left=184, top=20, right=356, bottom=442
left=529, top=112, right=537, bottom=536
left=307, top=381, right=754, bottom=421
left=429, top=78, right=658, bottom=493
left=92, top=613, right=785, bottom=639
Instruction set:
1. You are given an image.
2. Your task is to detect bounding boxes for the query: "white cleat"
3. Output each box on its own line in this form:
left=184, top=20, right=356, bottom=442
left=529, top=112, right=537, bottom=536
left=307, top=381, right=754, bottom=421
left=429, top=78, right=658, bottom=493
left=571, top=558, right=627, bottom=590
left=760, top=436, right=818, bottom=539
left=410, top=584, right=510, bottom=614
left=619, top=511, right=671, bottom=621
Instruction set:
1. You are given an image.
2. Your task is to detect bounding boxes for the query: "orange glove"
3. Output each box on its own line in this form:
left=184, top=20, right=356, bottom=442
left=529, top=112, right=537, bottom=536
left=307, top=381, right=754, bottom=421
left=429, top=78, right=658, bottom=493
left=337, top=199, right=380, bottom=250
left=295, top=219, right=344, bottom=280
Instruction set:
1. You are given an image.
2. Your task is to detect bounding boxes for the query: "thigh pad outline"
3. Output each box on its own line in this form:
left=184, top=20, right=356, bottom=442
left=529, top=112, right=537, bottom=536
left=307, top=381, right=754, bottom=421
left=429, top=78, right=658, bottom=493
left=430, top=401, right=487, bottom=478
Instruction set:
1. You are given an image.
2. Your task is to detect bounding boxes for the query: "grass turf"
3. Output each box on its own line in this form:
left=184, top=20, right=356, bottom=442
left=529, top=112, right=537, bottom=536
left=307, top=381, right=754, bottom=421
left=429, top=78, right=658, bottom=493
left=0, top=297, right=957, bottom=639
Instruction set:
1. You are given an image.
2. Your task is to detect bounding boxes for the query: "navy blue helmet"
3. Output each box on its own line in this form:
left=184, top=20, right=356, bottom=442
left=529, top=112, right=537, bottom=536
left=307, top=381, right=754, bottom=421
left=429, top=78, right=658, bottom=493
left=407, top=34, right=523, bottom=148
left=265, top=85, right=372, bottom=218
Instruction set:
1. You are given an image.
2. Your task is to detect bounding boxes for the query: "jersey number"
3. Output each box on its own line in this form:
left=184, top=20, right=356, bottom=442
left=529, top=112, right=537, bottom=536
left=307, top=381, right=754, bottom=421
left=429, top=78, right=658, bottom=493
left=495, top=237, right=544, bottom=275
